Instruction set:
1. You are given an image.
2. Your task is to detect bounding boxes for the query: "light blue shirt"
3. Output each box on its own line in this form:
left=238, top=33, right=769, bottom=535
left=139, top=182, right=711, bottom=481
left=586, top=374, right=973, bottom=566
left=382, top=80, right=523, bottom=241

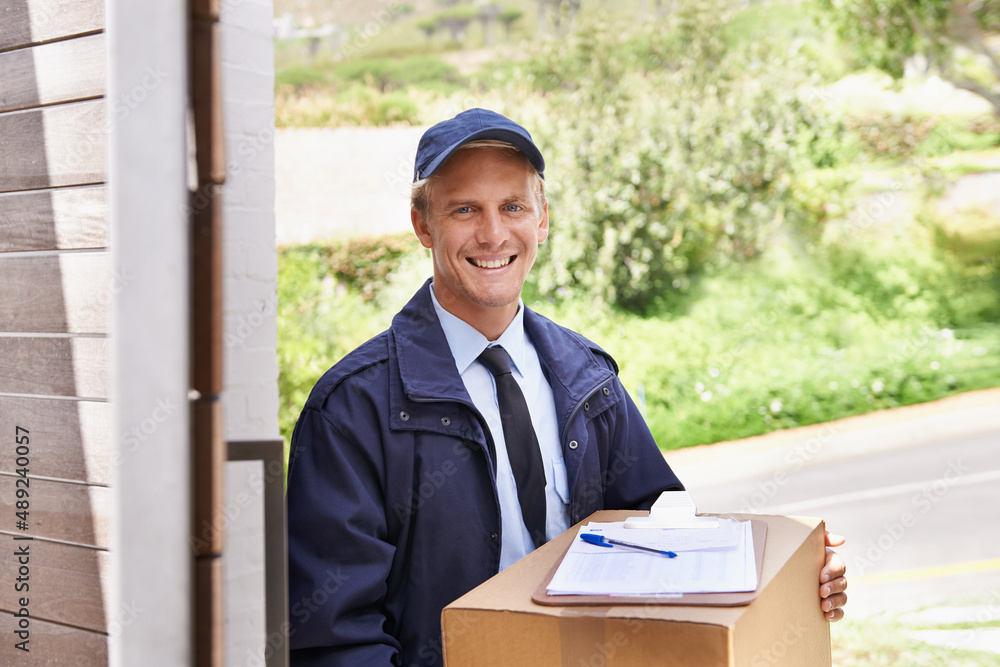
left=430, top=288, right=571, bottom=570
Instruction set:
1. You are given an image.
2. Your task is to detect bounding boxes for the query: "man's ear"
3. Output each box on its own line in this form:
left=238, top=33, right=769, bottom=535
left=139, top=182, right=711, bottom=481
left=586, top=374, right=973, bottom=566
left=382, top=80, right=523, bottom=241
left=537, top=200, right=549, bottom=244
left=411, top=208, right=433, bottom=249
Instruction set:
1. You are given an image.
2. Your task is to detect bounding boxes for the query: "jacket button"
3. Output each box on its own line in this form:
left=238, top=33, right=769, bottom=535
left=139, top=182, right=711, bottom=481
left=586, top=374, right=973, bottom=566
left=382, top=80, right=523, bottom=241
left=489, top=531, right=498, bottom=544
left=573, top=514, right=580, bottom=523
left=584, top=402, right=590, bottom=412
left=568, top=440, right=578, bottom=450
left=441, top=416, right=451, bottom=426
left=399, top=411, right=410, bottom=421
left=603, top=387, right=610, bottom=396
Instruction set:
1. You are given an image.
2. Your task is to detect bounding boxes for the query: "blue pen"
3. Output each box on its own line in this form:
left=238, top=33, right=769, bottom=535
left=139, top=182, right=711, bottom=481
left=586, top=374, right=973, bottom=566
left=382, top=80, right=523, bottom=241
left=580, top=532, right=677, bottom=558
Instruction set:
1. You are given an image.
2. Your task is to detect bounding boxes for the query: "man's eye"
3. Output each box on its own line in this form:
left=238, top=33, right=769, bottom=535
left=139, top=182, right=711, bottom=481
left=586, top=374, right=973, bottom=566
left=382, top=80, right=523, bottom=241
left=505, top=204, right=521, bottom=212
left=455, top=206, right=472, bottom=214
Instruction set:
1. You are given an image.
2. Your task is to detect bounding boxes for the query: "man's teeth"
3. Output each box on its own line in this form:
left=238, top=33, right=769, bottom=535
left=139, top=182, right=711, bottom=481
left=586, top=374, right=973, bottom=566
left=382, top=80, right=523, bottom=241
left=472, top=257, right=512, bottom=269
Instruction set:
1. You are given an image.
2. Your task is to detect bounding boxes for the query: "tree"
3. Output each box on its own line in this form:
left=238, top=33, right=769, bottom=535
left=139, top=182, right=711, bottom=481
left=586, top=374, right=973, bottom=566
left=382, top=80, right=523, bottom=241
left=555, top=0, right=583, bottom=36
left=393, top=4, right=415, bottom=22
left=499, top=7, right=524, bottom=40
left=438, top=8, right=476, bottom=44
left=639, top=0, right=674, bottom=20
left=478, top=3, right=502, bottom=46
left=534, top=0, right=582, bottom=38
left=535, top=0, right=551, bottom=36
left=819, top=0, right=1000, bottom=115
left=417, top=18, right=438, bottom=44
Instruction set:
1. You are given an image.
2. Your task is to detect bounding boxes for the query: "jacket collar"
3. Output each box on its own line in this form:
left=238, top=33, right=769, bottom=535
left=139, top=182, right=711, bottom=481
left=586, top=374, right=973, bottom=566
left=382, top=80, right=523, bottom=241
left=390, top=280, right=615, bottom=412
left=523, top=306, right=616, bottom=425
left=390, top=279, right=472, bottom=405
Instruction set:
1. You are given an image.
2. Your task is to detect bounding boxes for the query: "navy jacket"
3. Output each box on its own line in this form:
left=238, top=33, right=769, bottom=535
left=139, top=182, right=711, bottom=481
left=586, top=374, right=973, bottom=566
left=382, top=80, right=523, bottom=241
left=286, top=281, right=683, bottom=666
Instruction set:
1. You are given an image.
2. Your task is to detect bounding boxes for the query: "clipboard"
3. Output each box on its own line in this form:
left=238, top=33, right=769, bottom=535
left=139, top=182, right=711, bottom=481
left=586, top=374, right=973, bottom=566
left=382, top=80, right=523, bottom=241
left=531, top=519, right=767, bottom=607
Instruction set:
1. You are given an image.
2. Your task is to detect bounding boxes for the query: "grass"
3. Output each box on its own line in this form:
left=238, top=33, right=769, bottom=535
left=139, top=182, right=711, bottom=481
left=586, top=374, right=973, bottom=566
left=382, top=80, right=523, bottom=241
left=526, top=240, right=1000, bottom=450
left=833, top=612, right=1000, bottom=666
left=929, top=204, right=1000, bottom=272
left=275, top=84, right=422, bottom=127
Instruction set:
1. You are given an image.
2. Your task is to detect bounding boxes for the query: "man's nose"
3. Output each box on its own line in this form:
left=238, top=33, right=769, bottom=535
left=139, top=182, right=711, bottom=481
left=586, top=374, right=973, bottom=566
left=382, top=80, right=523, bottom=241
left=476, top=208, right=508, bottom=246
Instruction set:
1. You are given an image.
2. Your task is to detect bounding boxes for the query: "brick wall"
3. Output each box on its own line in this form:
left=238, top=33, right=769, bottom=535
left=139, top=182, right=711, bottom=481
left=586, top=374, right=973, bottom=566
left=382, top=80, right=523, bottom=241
left=218, top=0, right=279, bottom=664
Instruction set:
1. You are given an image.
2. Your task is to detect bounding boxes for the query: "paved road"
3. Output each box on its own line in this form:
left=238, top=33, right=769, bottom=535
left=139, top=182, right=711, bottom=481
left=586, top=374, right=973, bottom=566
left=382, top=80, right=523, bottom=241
left=275, top=126, right=425, bottom=245
left=664, top=389, right=1000, bottom=619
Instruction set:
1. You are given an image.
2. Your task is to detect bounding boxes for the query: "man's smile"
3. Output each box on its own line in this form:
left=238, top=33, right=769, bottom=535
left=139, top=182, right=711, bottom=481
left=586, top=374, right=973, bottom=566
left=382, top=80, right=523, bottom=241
left=468, top=255, right=515, bottom=269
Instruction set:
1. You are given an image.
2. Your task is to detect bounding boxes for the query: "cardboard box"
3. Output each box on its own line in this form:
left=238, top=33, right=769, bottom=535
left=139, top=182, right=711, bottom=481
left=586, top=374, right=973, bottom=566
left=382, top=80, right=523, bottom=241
left=442, top=512, right=831, bottom=667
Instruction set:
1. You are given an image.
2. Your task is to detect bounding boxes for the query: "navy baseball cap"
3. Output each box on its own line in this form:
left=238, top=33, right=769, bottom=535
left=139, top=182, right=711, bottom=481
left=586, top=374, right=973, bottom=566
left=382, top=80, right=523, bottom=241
left=413, top=108, right=545, bottom=182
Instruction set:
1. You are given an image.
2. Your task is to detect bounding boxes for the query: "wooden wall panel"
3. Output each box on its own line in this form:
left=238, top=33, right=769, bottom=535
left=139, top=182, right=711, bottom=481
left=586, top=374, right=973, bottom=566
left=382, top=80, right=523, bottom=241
left=195, top=556, right=224, bottom=665
left=0, top=337, right=108, bottom=399
left=0, top=251, right=110, bottom=334
left=1, top=0, right=112, bottom=660
left=0, top=186, right=107, bottom=252
left=0, top=477, right=107, bottom=547
left=0, top=0, right=104, bottom=51
left=0, top=397, right=110, bottom=484
left=0, top=32, right=105, bottom=113
left=0, top=539, right=109, bottom=632
left=0, top=99, right=106, bottom=193
left=0, top=613, right=107, bottom=665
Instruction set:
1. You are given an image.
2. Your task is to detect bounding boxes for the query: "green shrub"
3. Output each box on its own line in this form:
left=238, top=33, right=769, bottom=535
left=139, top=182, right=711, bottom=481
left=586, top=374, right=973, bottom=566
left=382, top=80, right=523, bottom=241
left=271, top=0, right=1000, bottom=454
left=275, top=65, right=336, bottom=89
left=277, top=221, right=1000, bottom=452
left=332, top=54, right=464, bottom=92
left=529, top=237, right=1000, bottom=450
left=846, top=113, right=1000, bottom=160
left=275, top=84, right=422, bottom=127
left=723, top=0, right=850, bottom=81
left=317, top=233, right=422, bottom=299
left=276, top=237, right=431, bottom=443
left=916, top=117, right=1000, bottom=157
left=511, top=5, right=848, bottom=312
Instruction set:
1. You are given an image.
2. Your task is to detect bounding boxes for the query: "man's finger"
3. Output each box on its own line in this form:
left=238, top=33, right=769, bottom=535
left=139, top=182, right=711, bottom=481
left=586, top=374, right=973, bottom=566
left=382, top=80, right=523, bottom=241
left=821, top=576, right=848, bottom=598
left=821, top=549, right=847, bottom=582
left=825, top=608, right=846, bottom=622
left=822, top=591, right=848, bottom=613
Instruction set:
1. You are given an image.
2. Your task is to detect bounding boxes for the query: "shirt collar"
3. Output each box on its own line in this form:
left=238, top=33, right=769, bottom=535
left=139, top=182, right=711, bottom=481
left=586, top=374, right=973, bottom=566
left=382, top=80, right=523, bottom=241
left=429, top=284, right=528, bottom=377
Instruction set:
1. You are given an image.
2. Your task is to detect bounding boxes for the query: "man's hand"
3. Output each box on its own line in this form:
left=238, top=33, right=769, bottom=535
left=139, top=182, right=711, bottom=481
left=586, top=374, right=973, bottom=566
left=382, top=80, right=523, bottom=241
left=820, top=530, right=848, bottom=621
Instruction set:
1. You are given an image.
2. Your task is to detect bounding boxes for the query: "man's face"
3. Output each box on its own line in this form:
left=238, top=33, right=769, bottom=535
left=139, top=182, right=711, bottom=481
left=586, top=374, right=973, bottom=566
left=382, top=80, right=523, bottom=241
left=411, top=147, right=548, bottom=337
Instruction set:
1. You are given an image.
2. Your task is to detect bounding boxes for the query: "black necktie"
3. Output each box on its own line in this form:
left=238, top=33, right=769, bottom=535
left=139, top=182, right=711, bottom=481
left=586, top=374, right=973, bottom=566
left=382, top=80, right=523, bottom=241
left=478, top=345, right=547, bottom=549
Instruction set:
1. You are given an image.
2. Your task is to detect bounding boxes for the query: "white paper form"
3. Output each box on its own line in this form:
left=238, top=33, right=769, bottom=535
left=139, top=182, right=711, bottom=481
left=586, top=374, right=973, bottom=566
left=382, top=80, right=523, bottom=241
left=581, top=517, right=744, bottom=553
left=546, top=519, right=757, bottom=596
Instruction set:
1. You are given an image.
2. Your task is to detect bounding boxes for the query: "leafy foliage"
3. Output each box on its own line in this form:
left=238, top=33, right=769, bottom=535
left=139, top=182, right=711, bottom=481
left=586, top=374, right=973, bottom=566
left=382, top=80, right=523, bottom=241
left=273, top=50, right=465, bottom=127
left=818, top=0, right=1000, bottom=114
left=275, top=84, right=422, bottom=127
left=844, top=112, right=1000, bottom=159
left=332, top=54, right=464, bottom=92
left=276, top=236, right=431, bottom=441
left=503, top=2, right=849, bottom=311
left=276, top=221, right=1000, bottom=451
left=531, top=225, right=999, bottom=449
left=273, top=0, right=1000, bottom=455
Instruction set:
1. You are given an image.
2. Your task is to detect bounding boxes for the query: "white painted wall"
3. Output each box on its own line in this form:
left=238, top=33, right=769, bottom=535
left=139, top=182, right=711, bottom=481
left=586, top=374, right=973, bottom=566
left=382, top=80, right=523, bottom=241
left=108, top=2, right=192, bottom=665
left=110, top=0, right=278, bottom=663
left=219, top=0, right=280, bottom=664
left=221, top=0, right=279, bottom=443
